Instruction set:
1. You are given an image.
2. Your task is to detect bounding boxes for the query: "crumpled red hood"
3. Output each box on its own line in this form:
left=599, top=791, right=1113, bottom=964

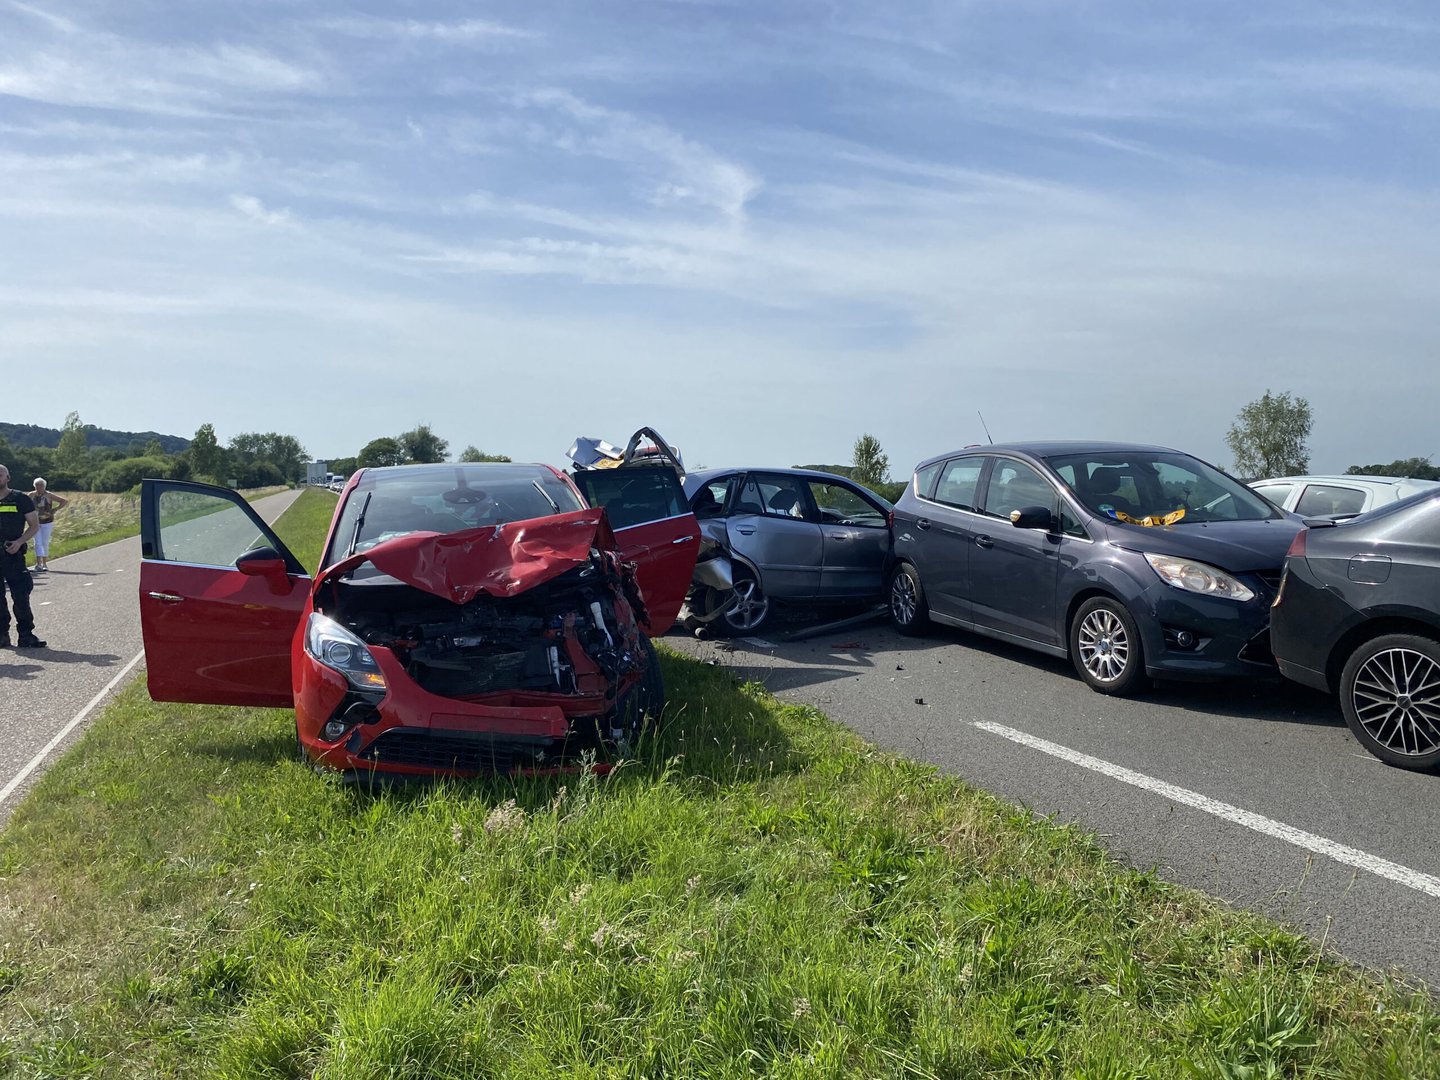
left=319, top=508, right=620, bottom=604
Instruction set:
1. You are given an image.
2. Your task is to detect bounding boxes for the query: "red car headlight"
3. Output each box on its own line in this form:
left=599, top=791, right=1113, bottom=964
left=304, top=613, right=387, bottom=691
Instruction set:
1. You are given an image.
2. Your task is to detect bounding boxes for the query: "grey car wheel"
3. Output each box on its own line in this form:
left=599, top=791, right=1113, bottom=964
left=722, top=573, right=771, bottom=635
left=1070, top=597, right=1146, bottom=695
left=889, top=563, right=929, bottom=636
left=1340, top=634, right=1440, bottom=771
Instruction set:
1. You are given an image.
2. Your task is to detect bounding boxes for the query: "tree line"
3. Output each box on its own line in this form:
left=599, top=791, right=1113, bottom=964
left=0, top=412, right=313, bottom=492
left=0, top=414, right=513, bottom=494
left=349, top=426, right=510, bottom=472
left=8, top=403, right=1428, bottom=499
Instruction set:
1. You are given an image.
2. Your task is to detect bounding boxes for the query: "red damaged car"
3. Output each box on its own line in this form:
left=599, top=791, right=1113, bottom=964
left=138, top=459, right=699, bottom=778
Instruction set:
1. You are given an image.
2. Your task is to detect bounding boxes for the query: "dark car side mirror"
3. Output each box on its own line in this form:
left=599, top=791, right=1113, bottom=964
left=1009, top=506, right=1056, bottom=531
left=236, top=546, right=295, bottom=592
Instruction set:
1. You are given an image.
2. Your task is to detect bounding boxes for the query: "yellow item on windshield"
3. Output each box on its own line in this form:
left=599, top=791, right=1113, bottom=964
left=1115, top=508, right=1187, bottom=527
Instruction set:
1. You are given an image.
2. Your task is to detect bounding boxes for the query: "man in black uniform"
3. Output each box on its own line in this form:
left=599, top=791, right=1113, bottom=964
left=0, top=463, right=45, bottom=649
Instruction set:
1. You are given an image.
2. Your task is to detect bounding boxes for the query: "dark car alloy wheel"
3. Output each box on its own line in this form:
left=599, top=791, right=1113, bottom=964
left=889, top=563, right=929, bottom=635
left=722, top=573, right=771, bottom=634
left=1340, top=634, right=1440, bottom=771
left=1070, top=597, right=1146, bottom=695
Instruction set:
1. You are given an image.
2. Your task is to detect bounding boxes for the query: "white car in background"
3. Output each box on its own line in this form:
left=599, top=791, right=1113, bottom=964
left=1250, top=474, right=1440, bottom=519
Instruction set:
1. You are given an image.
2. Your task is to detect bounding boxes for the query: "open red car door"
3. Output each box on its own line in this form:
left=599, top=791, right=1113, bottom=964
left=569, top=466, right=699, bottom=634
left=139, top=480, right=311, bottom=707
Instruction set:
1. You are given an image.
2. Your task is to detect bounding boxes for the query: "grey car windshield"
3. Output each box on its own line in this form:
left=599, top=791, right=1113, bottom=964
left=1047, top=452, right=1279, bottom=523
left=330, top=466, right=583, bottom=559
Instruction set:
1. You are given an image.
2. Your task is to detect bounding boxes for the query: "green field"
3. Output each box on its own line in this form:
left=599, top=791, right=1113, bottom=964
left=1, top=489, right=1436, bottom=1078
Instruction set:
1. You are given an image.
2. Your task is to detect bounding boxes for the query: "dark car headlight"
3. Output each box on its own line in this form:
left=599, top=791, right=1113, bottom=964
left=1143, top=553, right=1255, bottom=603
left=304, top=613, right=387, bottom=691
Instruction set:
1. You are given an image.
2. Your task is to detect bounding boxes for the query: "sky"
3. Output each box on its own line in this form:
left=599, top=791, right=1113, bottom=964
left=2, top=0, right=1438, bottom=476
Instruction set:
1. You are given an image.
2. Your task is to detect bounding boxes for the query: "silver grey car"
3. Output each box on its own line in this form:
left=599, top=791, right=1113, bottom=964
left=682, top=468, right=893, bottom=634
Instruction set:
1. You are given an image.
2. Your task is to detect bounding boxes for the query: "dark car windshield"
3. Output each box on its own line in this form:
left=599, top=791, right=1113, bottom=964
left=328, top=464, right=583, bottom=561
left=1047, top=451, right=1280, bottom=524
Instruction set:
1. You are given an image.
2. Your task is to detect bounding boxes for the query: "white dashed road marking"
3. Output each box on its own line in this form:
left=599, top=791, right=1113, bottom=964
left=974, top=720, right=1440, bottom=900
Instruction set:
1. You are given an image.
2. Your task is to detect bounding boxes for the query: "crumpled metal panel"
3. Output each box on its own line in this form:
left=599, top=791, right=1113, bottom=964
left=567, top=427, right=685, bottom=478
left=319, top=508, right=619, bottom=604
left=566, top=436, right=626, bottom=470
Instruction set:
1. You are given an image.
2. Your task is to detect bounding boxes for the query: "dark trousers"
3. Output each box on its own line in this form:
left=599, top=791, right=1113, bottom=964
left=0, top=549, right=34, bottom=637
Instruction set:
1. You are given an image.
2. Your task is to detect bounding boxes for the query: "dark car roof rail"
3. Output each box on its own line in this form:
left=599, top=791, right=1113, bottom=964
left=909, top=440, right=1183, bottom=472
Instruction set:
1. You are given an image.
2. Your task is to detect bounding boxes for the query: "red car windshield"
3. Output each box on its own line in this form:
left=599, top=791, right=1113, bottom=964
left=327, top=464, right=584, bottom=563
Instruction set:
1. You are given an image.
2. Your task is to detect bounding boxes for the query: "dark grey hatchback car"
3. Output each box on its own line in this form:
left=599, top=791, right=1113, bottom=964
left=890, top=442, right=1303, bottom=694
left=1271, top=490, right=1440, bottom=771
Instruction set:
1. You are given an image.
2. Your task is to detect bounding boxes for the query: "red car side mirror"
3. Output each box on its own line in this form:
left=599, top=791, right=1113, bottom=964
left=235, top=547, right=295, bottom=593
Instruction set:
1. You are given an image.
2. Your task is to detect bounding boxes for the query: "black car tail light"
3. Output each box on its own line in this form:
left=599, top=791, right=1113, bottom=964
left=1286, top=530, right=1307, bottom=558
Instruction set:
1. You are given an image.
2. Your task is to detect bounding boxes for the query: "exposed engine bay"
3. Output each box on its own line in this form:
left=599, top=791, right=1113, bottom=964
left=316, top=550, right=649, bottom=702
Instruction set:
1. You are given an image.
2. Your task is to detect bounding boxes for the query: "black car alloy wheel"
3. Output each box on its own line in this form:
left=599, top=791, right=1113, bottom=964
left=1340, top=633, right=1440, bottom=771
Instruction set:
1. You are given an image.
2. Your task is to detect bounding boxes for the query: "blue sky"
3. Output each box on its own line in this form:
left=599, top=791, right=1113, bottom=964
left=3, top=0, right=1438, bottom=474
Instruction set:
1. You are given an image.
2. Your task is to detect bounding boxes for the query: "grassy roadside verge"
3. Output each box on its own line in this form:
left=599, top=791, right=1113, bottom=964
left=36, top=486, right=293, bottom=565
left=2, top=496, right=1438, bottom=1076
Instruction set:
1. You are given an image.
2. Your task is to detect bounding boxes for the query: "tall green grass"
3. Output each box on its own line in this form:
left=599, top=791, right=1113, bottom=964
left=1, top=491, right=1437, bottom=1077
left=270, top=487, right=337, bottom=574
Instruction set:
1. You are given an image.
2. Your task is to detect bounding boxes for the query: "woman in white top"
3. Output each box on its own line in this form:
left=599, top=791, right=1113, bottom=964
left=28, top=478, right=68, bottom=572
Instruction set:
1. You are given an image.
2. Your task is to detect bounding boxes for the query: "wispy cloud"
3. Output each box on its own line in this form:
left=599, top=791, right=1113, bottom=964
left=7, top=0, right=76, bottom=33
left=1264, top=59, right=1440, bottom=110
left=229, top=194, right=291, bottom=227
left=515, top=88, right=761, bottom=221
left=0, top=14, right=325, bottom=116
left=316, top=16, right=536, bottom=43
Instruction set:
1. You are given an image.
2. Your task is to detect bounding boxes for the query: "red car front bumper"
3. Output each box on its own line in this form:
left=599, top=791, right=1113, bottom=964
left=294, top=645, right=638, bottom=778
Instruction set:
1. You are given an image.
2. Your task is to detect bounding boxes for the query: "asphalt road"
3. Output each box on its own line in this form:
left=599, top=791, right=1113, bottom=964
left=664, top=609, right=1440, bottom=988
left=0, top=488, right=303, bottom=824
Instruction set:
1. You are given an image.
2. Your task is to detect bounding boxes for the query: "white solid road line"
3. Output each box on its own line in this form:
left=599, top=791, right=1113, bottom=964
left=0, top=650, right=145, bottom=808
left=974, top=719, right=1440, bottom=900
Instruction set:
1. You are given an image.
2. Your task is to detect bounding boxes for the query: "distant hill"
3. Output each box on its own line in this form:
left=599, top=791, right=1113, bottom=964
left=0, top=421, right=189, bottom=454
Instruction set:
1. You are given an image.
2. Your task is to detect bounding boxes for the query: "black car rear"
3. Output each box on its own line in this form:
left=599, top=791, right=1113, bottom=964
left=1271, top=491, right=1440, bottom=770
